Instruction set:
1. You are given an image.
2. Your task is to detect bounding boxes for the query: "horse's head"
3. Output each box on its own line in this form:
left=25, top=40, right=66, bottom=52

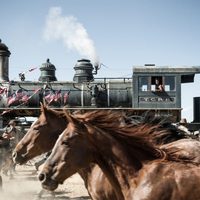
left=39, top=113, right=95, bottom=191
left=12, top=104, right=67, bottom=165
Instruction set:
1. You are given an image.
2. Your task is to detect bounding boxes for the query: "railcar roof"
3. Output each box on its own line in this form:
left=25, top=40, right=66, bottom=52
left=132, top=65, right=200, bottom=74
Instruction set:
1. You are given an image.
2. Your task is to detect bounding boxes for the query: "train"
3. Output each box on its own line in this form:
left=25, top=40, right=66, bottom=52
left=1, top=39, right=200, bottom=131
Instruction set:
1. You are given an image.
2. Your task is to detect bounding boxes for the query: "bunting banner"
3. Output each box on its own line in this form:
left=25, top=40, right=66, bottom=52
left=7, top=88, right=41, bottom=107
left=28, top=67, right=38, bottom=72
left=44, top=90, right=62, bottom=105
left=18, top=66, right=38, bottom=81
left=20, top=66, right=38, bottom=75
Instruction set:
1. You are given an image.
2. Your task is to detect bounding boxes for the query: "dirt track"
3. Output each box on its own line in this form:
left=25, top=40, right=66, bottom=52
left=1, top=165, right=91, bottom=200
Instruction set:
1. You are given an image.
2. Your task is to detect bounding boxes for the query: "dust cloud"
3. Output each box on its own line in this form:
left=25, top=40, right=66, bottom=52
left=1, top=165, right=90, bottom=200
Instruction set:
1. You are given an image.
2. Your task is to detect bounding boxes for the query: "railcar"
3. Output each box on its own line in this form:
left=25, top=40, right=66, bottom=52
left=0, top=39, right=200, bottom=131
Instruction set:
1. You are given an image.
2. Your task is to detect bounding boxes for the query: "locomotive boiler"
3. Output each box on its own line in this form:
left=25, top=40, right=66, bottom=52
left=1, top=39, right=200, bottom=128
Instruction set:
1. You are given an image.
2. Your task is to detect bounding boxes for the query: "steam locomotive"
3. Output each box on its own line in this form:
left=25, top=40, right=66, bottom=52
left=1, top=39, right=200, bottom=130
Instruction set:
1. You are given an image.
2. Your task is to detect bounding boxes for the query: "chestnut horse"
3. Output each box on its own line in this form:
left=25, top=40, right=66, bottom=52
left=12, top=105, right=117, bottom=200
left=0, top=136, right=12, bottom=189
left=39, top=110, right=200, bottom=200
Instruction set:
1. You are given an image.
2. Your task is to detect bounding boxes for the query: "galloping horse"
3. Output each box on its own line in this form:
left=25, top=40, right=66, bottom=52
left=1, top=122, right=21, bottom=177
left=12, top=104, right=117, bottom=200
left=13, top=105, right=67, bottom=164
left=0, top=136, right=11, bottom=189
left=39, top=110, right=200, bottom=200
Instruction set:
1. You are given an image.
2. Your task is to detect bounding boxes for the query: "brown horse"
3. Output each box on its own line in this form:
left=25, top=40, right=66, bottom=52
left=39, top=110, right=200, bottom=200
left=12, top=105, right=117, bottom=200
left=0, top=136, right=12, bottom=189
left=13, top=105, right=67, bottom=164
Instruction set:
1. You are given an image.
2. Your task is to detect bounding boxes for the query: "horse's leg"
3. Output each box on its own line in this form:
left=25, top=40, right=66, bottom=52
left=0, top=175, right=2, bottom=191
left=34, top=189, right=55, bottom=200
left=1, top=163, right=8, bottom=176
left=36, top=188, right=44, bottom=199
left=9, top=169, right=14, bottom=180
left=49, top=191, right=55, bottom=199
left=9, top=161, right=16, bottom=173
left=9, top=159, right=15, bottom=179
left=2, top=156, right=14, bottom=179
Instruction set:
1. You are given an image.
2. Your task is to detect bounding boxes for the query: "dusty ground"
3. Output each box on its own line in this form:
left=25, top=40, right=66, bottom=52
left=1, top=164, right=91, bottom=200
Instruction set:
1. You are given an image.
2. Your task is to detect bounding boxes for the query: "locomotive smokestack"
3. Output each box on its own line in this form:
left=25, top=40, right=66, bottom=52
left=0, top=39, right=10, bottom=82
left=73, top=59, right=95, bottom=83
left=39, top=58, right=57, bottom=82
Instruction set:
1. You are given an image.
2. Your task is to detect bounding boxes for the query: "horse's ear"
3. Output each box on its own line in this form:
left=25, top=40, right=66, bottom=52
left=40, top=102, right=48, bottom=114
left=65, top=110, right=75, bottom=123
left=39, top=102, right=49, bottom=123
left=40, top=102, right=45, bottom=112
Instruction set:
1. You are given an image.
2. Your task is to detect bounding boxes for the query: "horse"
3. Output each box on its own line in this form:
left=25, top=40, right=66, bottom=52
left=38, top=110, right=200, bottom=200
left=13, top=105, right=67, bottom=164
left=12, top=104, right=117, bottom=200
left=1, top=124, right=21, bottom=177
left=13, top=106, right=200, bottom=199
left=0, top=136, right=12, bottom=189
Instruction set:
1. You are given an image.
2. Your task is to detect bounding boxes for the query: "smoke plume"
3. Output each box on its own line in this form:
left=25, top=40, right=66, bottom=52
left=43, top=7, right=99, bottom=64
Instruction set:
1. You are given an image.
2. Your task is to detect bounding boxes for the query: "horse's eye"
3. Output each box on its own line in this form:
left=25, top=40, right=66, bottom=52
left=33, top=126, right=40, bottom=130
left=62, top=141, right=69, bottom=146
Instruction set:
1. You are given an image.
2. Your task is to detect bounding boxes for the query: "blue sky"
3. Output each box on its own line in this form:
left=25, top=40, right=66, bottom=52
left=0, top=0, right=200, bottom=121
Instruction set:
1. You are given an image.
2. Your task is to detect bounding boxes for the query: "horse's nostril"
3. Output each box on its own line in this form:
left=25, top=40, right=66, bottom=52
left=12, top=151, right=17, bottom=158
left=38, top=173, right=46, bottom=182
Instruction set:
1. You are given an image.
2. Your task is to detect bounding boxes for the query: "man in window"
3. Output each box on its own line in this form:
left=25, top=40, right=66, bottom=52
left=155, top=78, right=164, bottom=91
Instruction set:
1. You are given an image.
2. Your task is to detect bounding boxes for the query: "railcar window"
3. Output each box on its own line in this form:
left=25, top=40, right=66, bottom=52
left=139, top=77, right=149, bottom=91
left=164, top=76, right=175, bottom=91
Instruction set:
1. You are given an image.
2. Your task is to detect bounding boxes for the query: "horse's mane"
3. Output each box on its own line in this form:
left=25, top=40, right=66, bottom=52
left=74, top=110, right=186, bottom=144
left=69, top=110, right=191, bottom=163
left=39, top=104, right=66, bottom=120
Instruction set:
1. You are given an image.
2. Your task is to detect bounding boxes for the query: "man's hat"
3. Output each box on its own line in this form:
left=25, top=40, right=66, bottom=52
left=179, top=118, right=187, bottom=124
